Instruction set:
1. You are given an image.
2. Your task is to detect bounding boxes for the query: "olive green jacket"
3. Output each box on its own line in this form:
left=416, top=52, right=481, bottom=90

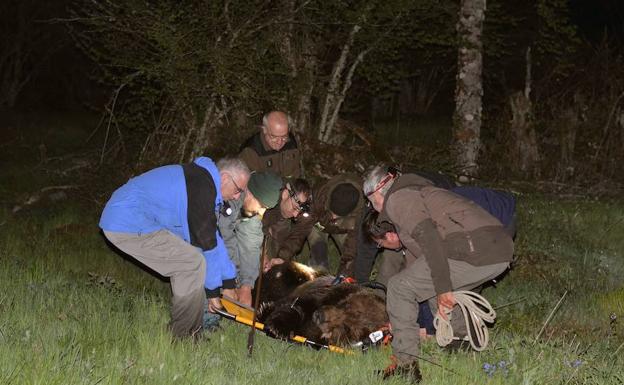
left=239, top=132, right=302, bottom=178
left=311, top=173, right=365, bottom=275
left=262, top=205, right=315, bottom=260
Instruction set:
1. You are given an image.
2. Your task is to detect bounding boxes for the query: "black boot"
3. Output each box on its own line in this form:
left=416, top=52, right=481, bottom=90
left=380, top=360, right=422, bottom=383
left=443, top=339, right=472, bottom=353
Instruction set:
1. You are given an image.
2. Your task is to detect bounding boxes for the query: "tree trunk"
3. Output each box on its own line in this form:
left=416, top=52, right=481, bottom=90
left=189, top=97, right=228, bottom=160
left=509, top=47, right=540, bottom=178
left=509, top=91, right=539, bottom=177
left=453, top=0, right=486, bottom=177
left=292, top=37, right=317, bottom=135
left=318, top=24, right=361, bottom=143
left=558, top=104, right=580, bottom=180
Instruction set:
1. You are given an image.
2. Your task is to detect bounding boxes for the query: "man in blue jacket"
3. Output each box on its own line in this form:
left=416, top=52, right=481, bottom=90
left=100, top=157, right=250, bottom=339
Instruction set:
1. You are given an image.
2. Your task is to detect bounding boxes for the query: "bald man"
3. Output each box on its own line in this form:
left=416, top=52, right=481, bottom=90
left=239, top=111, right=302, bottom=179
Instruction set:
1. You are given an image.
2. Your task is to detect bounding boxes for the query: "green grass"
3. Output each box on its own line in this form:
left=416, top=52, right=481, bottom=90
left=1, top=192, right=622, bottom=384
left=1, top=114, right=623, bottom=384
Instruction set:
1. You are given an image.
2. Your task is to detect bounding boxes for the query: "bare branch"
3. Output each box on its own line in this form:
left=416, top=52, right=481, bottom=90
left=318, top=24, right=361, bottom=142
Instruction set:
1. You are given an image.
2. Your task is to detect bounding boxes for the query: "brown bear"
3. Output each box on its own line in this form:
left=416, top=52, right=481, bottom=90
left=255, top=261, right=389, bottom=347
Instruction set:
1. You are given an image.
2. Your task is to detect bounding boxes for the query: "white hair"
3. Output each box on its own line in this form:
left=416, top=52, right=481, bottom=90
left=262, top=112, right=270, bottom=128
left=362, top=163, right=394, bottom=197
left=262, top=111, right=292, bottom=130
left=217, top=157, right=250, bottom=179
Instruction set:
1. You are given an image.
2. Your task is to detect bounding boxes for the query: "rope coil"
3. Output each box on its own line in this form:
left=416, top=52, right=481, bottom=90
left=433, top=290, right=496, bottom=351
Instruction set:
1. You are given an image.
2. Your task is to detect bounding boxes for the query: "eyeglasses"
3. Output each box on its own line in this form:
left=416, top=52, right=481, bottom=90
left=365, top=167, right=400, bottom=197
left=264, top=129, right=290, bottom=143
left=227, top=174, right=245, bottom=195
left=287, top=188, right=311, bottom=217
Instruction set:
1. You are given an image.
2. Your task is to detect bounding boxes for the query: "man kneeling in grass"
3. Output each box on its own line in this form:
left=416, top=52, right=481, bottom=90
left=99, top=157, right=249, bottom=339
left=363, top=165, right=514, bottom=383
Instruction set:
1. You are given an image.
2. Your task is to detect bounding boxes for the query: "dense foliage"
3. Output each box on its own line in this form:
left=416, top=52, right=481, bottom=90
left=1, top=0, right=622, bottom=186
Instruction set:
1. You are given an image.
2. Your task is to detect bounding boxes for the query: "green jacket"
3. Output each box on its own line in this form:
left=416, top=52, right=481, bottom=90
left=262, top=205, right=315, bottom=260
left=311, top=173, right=365, bottom=275
left=239, top=132, right=302, bottom=178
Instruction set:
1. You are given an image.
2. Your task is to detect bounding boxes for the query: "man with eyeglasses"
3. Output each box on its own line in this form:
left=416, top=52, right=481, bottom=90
left=261, top=178, right=315, bottom=272
left=218, top=171, right=283, bottom=306
left=236, top=111, right=301, bottom=306
left=99, top=157, right=250, bottom=339
left=239, top=111, right=302, bottom=179
left=362, top=164, right=514, bottom=383
left=354, top=167, right=517, bottom=287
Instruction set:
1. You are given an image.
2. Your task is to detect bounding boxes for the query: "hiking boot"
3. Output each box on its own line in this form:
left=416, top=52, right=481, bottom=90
left=203, top=308, right=221, bottom=331
left=378, top=357, right=422, bottom=383
left=443, top=339, right=471, bottom=353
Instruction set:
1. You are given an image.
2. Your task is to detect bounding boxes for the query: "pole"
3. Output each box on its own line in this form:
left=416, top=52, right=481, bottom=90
left=247, top=235, right=267, bottom=357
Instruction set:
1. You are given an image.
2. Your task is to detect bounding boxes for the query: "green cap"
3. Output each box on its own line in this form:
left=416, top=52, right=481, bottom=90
left=247, top=171, right=283, bottom=208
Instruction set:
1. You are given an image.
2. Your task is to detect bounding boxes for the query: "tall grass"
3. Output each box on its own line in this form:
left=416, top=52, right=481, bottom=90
left=1, top=114, right=622, bottom=384
left=0, top=193, right=622, bottom=384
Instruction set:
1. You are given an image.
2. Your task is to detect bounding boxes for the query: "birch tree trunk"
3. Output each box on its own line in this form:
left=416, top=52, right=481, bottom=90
left=318, top=24, right=362, bottom=143
left=509, top=47, right=539, bottom=178
left=453, top=0, right=486, bottom=177
left=509, top=92, right=539, bottom=177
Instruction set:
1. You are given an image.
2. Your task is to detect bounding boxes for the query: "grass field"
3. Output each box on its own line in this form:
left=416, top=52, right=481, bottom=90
left=1, top=114, right=623, bottom=384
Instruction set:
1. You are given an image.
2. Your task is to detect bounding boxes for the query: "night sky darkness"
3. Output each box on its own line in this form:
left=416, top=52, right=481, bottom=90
left=570, top=0, right=624, bottom=41
left=4, top=0, right=624, bottom=111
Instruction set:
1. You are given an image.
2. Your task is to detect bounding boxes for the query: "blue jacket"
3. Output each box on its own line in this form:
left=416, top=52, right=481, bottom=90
left=451, top=186, right=516, bottom=228
left=100, top=157, right=235, bottom=293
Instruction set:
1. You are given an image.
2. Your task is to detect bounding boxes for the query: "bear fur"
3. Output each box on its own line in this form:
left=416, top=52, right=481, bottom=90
left=254, top=261, right=389, bottom=347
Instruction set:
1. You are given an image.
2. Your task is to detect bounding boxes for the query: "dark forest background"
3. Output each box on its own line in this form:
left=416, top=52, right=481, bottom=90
left=2, top=0, right=624, bottom=195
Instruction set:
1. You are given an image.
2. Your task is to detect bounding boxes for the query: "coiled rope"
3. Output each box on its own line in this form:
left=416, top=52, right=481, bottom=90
left=433, top=290, right=496, bottom=351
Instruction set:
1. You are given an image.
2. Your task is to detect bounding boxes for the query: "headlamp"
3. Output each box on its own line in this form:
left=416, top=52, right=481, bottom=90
left=365, top=166, right=400, bottom=197
left=300, top=201, right=311, bottom=218
left=287, top=187, right=312, bottom=218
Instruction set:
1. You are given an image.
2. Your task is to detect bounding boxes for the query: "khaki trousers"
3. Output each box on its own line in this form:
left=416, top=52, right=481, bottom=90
left=387, top=258, right=509, bottom=364
left=104, top=230, right=206, bottom=338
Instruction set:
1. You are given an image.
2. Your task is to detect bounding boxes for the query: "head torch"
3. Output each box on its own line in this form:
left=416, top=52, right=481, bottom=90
left=288, top=187, right=312, bottom=218
left=366, top=166, right=401, bottom=197
left=299, top=201, right=311, bottom=218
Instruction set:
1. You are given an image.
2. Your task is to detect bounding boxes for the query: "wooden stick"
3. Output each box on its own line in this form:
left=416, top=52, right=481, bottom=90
left=247, top=235, right=267, bottom=357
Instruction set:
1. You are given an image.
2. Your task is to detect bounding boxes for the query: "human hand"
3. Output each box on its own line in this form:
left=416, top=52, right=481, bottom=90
left=237, top=285, right=253, bottom=307
left=207, top=297, right=223, bottom=313
left=263, top=257, right=285, bottom=272
left=436, top=291, right=456, bottom=320
left=221, top=288, right=238, bottom=301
